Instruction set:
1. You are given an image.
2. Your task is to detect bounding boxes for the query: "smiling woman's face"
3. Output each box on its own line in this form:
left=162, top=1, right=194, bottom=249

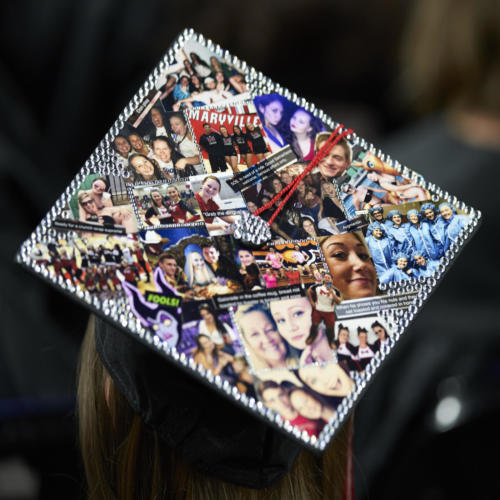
left=200, top=179, right=220, bottom=199
left=167, top=187, right=180, bottom=202
left=170, top=116, right=186, bottom=135
left=129, top=134, right=144, bottom=151
left=238, top=250, right=254, bottom=267
left=303, top=219, right=315, bottom=236
left=198, top=335, right=214, bottom=352
left=440, top=205, right=454, bottom=220
left=114, top=137, right=130, bottom=155
left=131, top=156, right=155, bottom=177
left=338, top=328, right=349, bottom=344
left=321, top=232, right=377, bottom=300
left=151, top=191, right=163, bottom=206
left=153, top=140, right=172, bottom=163
left=151, top=108, right=163, bottom=127
left=241, top=310, right=287, bottom=367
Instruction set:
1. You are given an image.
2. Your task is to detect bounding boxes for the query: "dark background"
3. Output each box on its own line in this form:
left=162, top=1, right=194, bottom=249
left=1, top=1, right=498, bottom=498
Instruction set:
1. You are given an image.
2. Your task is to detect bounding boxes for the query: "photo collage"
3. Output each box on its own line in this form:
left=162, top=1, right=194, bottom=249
left=28, top=34, right=475, bottom=444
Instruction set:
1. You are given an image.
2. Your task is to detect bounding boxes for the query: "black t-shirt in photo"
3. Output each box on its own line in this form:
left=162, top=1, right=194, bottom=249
left=199, top=132, right=225, bottom=157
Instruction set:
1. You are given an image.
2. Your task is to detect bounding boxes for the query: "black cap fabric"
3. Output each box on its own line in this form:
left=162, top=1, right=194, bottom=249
left=94, top=316, right=302, bottom=488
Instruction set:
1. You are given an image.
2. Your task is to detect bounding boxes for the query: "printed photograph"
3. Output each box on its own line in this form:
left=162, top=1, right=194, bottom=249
left=54, top=173, right=138, bottom=235
left=130, top=181, right=202, bottom=229
left=189, top=172, right=247, bottom=236
left=318, top=230, right=381, bottom=301
left=363, top=199, right=470, bottom=284
left=251, top=239, right=323, bottom=289
left=253, top=359, right=355, bottom=438
left=155, top=38, right=249, bottom=111
left=254, top=371, right=325, bottom=438
left=333, top=316, right=391, bottom=374
left=113, top=96, right=169, bottom=174
left=34, top=234, right=152, bottom=300
left=114, top=98, right=205, bottom=181
left=176, top=300, right=256, bottom=398
left=232, top=282, right=341, bottom=373
left=187, top=104, right=271, bottom=173
left=254, top=93, right=326, bottom=158
left=139, top=228, right=245, bottom=300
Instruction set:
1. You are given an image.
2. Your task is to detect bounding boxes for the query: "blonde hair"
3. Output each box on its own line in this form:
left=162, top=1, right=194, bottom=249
left=234, top=304, right=299, bottom=371
left=78, top=319, right=351, bottom=499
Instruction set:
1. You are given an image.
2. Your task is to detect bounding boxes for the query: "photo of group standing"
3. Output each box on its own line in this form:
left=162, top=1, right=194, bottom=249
left=364, top=200, right=470, bottom=284
left=33, top=234, right=153, bottom=300
left=334, top=317, right=391, bottom=374
left=250, top=240, right=323, bottom=289
left=187, top=104, right=271, bottom=173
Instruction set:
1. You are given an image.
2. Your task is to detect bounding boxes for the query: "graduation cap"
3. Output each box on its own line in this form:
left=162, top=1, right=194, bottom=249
left=16, top=29, right=480, bottom=485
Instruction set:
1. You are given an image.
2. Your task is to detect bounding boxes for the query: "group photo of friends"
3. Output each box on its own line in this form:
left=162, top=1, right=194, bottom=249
left=130, top=181, right=202, bottom=229
left=187, top=105, right=271, bottom=173
left=143, top=228, right=248, bottom=300
left=155, top=39, right=249, bottom=112
left=333, top=317, right=391, bottom=374
left=364, top=200, right=470, bottom=284
left=254, top=360, right=355, bottom=438
left=65, top=174, right=137, bottom=234
left=189, top=172, right=247, bottom=236
left=242, top=161, right=348, bottom=241
left=254, top=93, right=326, bottom=158
left=232, top=283, right=341, bottom=373
left=114, top=105, right=205, bottom=181
left=32, top=234, right=152, bottom=300
left=176, top=300, right=256, bottom=398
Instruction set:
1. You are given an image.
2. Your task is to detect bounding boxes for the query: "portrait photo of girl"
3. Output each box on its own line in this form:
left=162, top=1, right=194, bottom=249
left=269, top=296, right=336, bottom=366
left=191, top=173, right=246, bottom=236
left=319, top=231, right=379, bottom=301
